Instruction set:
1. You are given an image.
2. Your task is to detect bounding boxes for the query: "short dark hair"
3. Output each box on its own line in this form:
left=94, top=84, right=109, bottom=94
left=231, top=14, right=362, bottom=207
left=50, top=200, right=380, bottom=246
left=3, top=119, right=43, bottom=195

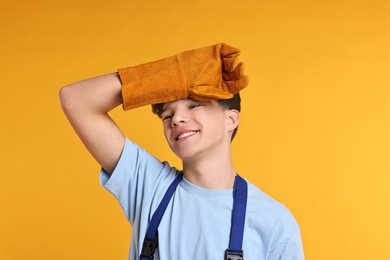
left=151, top=93, right=241, bottom=141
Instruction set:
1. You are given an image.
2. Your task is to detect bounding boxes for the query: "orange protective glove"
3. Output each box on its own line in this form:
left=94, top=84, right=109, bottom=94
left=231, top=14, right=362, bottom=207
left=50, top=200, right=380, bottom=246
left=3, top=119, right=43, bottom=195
left=118, top=43, right=249, bottom=110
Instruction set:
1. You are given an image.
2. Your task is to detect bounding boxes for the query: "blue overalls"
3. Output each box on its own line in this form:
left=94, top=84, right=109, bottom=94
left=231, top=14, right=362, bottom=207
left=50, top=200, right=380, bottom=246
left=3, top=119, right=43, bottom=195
left=140, top=174, right=248, bottom=260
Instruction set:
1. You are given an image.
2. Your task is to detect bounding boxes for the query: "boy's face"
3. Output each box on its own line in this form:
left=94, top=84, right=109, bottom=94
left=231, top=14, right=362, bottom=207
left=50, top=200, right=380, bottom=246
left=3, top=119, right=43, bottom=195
left=161, top=98, right=239, bottom=162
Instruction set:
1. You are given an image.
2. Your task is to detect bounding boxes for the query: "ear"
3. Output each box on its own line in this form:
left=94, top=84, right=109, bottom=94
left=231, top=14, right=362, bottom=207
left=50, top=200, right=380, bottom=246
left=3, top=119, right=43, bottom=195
left=226, top=109, right=240, bottom=132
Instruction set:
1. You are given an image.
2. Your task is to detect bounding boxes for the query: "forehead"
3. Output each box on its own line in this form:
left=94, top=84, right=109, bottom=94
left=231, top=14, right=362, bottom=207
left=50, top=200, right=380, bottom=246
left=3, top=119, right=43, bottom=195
left=162, top=98, right=197, bottom=111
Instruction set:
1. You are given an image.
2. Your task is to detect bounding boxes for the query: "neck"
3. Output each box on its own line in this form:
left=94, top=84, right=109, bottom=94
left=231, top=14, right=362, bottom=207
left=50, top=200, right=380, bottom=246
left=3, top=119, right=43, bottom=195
left=182, top=149, right=236, bottom=190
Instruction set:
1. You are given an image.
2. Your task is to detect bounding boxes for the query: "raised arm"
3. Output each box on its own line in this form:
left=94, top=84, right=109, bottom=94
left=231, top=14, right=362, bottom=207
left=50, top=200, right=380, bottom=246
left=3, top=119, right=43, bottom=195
left=59, top=72, right=125, bottom=174
left=59, top=43, right=248, bottom=174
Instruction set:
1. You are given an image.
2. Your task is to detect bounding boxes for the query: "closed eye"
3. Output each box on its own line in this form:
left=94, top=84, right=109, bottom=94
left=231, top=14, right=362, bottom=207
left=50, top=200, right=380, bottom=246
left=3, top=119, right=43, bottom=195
left=162, top=115, right=172, bottom=121
left=190, top=103, right=202, bottom=109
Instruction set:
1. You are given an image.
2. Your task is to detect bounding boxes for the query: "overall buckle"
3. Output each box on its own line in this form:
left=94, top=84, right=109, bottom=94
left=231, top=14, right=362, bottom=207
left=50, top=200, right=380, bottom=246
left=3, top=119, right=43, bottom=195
left=140, top=236, right=158, bottom=260
left=225, top=249, right=244, bottom=260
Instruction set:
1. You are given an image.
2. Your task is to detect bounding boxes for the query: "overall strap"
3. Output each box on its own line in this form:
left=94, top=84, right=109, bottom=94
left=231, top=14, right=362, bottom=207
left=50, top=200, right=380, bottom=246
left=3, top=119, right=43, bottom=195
left=140, top=174, right=248, bottom=260
left=225, top=175, right=248, bottom=260
left=140, top=174, right=183, bottom=260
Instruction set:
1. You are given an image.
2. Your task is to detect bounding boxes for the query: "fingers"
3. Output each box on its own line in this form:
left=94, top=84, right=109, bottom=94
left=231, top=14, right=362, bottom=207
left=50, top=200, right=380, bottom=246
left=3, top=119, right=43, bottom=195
left=223, top=56, right=240, bottom=72
left=219, top=43, right=248, bottom=94
left=221, top=43, right=241, bottom=72
left=220, top=43, right=240, bottom=57
left=223, top=75, right=249, bottom=94
left=188, top=43, right=248, bottom=100
left=223, top=62, right=245, bottom=81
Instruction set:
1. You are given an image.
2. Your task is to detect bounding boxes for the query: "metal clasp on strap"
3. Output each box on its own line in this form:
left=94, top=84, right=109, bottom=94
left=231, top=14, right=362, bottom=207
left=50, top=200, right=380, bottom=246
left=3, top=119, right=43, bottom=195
left=140, top=236, right=158, bottom=260
left=225, top=249, right=244, bottom=260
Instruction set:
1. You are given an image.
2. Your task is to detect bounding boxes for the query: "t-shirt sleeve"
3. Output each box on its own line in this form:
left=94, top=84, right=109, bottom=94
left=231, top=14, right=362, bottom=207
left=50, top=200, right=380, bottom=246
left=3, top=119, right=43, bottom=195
left=268, top=231, right=304, bottom=260
left=267, top=205, right=305, bottom=260
left=99, top=137, right=176, bottom=224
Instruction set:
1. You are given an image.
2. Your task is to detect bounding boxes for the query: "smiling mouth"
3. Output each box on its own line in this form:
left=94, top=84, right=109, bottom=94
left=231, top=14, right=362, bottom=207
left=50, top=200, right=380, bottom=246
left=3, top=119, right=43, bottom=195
left=176, top=131, right=199, bottom=141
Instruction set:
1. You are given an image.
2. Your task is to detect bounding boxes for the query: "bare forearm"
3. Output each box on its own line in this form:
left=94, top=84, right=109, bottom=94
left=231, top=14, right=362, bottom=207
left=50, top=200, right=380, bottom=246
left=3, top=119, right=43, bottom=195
left=59, top=72, right=122, bottom=113
left=59, top=72, right=125, bottom=174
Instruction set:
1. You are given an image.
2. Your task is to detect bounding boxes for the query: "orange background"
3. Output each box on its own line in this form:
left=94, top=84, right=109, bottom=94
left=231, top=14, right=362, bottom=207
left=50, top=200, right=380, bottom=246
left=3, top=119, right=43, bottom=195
left=1, top=0, right=389, bottom=259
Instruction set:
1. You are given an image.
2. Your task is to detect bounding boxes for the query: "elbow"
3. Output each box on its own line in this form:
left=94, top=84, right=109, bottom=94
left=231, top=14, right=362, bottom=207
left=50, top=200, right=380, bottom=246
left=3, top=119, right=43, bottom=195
left=59, top=84, right=76, bottom=112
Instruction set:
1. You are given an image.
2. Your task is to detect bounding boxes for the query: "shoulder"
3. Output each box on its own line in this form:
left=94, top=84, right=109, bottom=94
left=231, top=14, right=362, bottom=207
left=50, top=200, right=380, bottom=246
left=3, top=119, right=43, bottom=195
left=116, top=137, right=174, bottom=177
left=101, top=136, right=178, bottom=193
left=246, top=180, right=296, bottom=220
left=245, top=179, right=302, bottom=249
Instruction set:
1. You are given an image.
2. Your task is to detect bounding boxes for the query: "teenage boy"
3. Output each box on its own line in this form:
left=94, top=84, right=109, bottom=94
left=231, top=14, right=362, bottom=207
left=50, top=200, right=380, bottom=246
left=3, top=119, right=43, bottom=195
left=59, top=43, right=304, bottom=260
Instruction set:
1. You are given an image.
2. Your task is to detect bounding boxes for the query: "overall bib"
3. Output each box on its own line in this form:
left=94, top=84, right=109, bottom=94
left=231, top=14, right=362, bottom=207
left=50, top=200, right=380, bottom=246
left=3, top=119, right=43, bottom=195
left=139, top=174, right=248, bottom=260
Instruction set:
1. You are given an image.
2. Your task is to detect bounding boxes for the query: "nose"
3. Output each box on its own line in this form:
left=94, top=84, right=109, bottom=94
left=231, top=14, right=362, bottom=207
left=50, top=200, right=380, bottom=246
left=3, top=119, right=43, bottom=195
left=171, top=110, right=189, bottom=127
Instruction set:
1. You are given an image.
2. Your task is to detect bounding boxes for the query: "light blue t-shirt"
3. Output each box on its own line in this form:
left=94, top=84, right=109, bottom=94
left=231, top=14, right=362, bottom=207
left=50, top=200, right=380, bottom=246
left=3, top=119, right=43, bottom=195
left=100, top=138, right=304, bottom=260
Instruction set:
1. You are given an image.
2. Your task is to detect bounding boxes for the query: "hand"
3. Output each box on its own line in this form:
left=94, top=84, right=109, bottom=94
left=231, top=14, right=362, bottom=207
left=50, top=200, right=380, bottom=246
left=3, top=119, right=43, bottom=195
left=178, top=43, right=248, bottom=101
left=119, top=43, right=249, bottom=110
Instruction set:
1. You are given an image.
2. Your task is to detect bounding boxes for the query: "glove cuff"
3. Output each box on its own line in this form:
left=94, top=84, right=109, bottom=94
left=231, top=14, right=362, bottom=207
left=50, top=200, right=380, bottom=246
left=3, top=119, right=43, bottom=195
left=119, top=56, right=187, bottom=110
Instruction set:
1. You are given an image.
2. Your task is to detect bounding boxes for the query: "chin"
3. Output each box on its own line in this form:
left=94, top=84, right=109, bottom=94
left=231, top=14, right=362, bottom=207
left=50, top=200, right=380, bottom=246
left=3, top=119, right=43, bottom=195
left=177, top=149, right=213, bottom=165
left=172, top=147, right=200, bottom=162
left=174, top=150, right=195, bottom=161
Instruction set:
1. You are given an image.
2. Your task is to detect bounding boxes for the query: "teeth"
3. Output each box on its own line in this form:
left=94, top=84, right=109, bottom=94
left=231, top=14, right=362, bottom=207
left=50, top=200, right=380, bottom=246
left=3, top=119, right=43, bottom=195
left=177, top=131, right=197, bottom=140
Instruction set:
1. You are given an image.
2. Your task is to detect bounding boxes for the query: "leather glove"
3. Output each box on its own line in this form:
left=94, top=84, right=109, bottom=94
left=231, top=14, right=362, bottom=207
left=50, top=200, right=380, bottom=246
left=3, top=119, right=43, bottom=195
left=118, top=43, right=249, bottom=110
